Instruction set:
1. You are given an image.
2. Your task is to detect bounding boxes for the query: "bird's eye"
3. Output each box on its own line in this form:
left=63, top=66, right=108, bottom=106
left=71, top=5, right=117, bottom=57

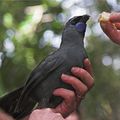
left=75, top=22, right=86, bottom=32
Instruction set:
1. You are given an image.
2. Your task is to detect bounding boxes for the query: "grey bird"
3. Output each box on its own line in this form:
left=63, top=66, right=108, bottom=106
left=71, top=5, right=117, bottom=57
left=0, top=14, right=90, bottom=119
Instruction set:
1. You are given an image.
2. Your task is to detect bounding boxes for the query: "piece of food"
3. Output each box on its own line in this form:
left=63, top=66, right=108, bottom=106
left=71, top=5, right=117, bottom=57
left=98, top=12, right=110, bottom=22
left=99, top=12, right=117, bottom=29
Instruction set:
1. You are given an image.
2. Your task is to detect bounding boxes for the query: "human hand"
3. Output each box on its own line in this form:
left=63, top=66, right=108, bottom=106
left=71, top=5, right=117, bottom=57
left=52, top=58, right=94, bottom=118
left=0, top=110, right=14, bottom=120
left=99, top=12, right=120, bottom=45
left=29, top=109, right=79, bottom=120
left=29, top=109, right=64, bottom=120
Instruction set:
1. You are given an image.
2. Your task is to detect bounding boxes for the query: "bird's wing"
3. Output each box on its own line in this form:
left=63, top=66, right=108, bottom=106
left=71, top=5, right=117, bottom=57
left=16, top=54, right=64, bottom=107
left=24, top=54, right=64, bottom=92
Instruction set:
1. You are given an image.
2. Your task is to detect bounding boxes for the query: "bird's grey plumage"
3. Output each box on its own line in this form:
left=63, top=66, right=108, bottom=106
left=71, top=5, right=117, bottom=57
left=0, top=15, right=90, bottom=119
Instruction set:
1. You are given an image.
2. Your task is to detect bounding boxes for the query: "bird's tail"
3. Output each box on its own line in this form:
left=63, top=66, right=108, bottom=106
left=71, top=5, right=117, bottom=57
left=0, top=87, right=36, bottom=119
left=0, top=87, right=23, bottom=118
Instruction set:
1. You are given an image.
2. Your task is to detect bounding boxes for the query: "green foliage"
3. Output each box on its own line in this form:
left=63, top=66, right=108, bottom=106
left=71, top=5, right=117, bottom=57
left=0, top=0, right=120, bottom=120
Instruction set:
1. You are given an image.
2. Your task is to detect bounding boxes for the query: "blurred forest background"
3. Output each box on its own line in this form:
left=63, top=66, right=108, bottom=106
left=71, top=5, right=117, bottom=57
left=0, top=0, right=120, bottom=120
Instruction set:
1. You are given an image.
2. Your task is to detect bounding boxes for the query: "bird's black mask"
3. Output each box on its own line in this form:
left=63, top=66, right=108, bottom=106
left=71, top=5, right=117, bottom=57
left=66, top=14, right=90, bottom=32
left=61, top=15, right=90, bottom=46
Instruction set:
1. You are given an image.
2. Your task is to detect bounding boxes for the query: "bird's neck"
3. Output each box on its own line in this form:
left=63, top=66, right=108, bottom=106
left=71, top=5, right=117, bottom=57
left=60, top=34, right=84, bottom=48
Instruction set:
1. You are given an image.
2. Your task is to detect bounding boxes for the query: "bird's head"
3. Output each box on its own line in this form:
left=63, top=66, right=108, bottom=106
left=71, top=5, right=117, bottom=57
left=66, top=14, right=90, bottom=33
left=61, top=15, right=90, bottom=46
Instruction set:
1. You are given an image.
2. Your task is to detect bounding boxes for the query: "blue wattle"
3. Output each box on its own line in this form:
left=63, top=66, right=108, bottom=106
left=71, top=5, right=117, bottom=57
left=75, top=22, right=86, bottom=32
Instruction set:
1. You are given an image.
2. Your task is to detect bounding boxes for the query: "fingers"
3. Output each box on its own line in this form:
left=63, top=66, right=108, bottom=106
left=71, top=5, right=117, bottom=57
left=71, top=67, right=94, bottom=90
left=52, top=66, right=94, bottom=117
left=0, top=111, right=14, bottom=120
left=29, top=109, right=64, bottom=120
left=53, top=88, right=76, bottom=104
left=61, top=74, right=88, bottom=96
left=83, top=58, right=93, bottom=76
left=115, top=23, right=120, bottom=30
left=53, top=88, right=76, bottom=117
left=100, top=22, right=120, bottom=45
left=110, top=13, right=120, bottom=23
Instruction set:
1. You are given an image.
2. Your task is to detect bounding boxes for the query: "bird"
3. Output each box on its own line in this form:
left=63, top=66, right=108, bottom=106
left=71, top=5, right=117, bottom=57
left=0, top=14, right=90, bottom=119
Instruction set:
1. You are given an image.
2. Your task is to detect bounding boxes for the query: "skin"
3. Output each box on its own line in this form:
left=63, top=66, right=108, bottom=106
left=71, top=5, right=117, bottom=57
left=0, top=111, right=13, bottom=120
left=100, top=12, right=120, bottom=45
left=0, top=58, right=94, bottom=120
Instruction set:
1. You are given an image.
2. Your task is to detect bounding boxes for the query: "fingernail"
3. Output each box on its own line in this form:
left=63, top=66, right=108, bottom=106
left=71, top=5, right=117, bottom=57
left=53, top=90, right=57, bottom=95
left=61, top=74, right=68, bottom=78
left=71, top=67, right=79, bottom=73
left=84, top=58, right=89, bottom=63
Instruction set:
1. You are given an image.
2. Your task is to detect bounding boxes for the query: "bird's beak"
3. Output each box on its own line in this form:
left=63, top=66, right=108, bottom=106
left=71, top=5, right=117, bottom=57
left=81, top=15, right=90, bottom=23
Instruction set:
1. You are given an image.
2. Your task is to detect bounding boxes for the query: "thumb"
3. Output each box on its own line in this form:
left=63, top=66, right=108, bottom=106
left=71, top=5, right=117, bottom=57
left=100, top=21, right=120, bottom=45
left=110, top=12, right=120, bottom=23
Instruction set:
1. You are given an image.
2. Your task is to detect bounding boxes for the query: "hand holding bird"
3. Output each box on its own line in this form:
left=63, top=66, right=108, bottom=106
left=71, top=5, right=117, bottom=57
left=52, top=58, right=94, bottom=118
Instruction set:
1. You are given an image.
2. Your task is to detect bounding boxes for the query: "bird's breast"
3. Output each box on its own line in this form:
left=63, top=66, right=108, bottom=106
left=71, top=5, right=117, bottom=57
left=63, top=47, right=87, bottom=67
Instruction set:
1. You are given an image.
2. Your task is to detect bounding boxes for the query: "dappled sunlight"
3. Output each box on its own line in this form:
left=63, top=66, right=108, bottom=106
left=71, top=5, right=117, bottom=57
left=0, top=0, right=120, bottom=120
left=102, top=55, right=112, bottom=66
left=113, top=57, right=120, bottom=71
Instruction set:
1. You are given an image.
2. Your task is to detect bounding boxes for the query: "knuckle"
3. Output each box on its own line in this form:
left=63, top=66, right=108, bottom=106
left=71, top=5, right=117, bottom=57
left=83, top=86, right=88, bottom=93
left=68, top=91, right=75, bottom=99
left=89, top=78, right=94, bottom=89
left=70, top=91, right=75, bottom=98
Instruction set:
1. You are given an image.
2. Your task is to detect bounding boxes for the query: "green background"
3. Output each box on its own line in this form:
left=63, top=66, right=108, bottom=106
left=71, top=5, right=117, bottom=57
left=0, top=0, right=120, bottom=119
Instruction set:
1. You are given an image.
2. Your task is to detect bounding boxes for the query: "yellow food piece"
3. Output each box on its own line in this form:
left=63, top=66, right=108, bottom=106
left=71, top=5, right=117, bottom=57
left=98, top=12, right=110, bottom=22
